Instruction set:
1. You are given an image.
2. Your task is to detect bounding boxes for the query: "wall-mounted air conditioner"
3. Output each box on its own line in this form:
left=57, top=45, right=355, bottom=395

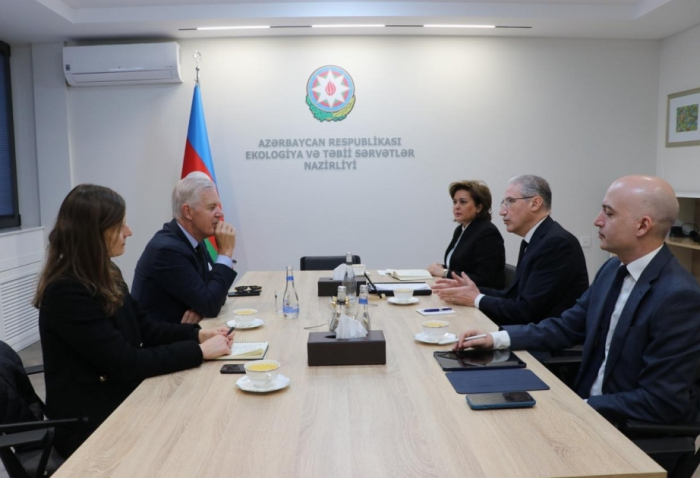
left=63, top=42, right=182, bottom=87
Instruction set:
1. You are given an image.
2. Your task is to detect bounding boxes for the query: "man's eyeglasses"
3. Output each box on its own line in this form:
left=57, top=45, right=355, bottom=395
left=500, top=196, right=535, bottom=209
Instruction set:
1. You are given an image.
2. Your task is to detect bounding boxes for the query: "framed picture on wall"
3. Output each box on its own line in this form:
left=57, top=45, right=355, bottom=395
left=667, top=87, right=700, bottom=147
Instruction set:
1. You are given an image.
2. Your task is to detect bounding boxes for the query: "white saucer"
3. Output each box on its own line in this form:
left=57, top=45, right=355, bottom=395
left=236, top=374, right=291, bottom=393
left=388, top=297, right=419, bottom=305
left=226, top=318, right=264, bottom=329
left=414, top=332, right=458, bottom=345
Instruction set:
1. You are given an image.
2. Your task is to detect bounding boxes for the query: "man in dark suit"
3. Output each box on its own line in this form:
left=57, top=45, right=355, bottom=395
left=454, top=175, right=700, bottom=425
left=132, top=173, right=237, bottom=324
left=434, top=175, right=589, bottom=326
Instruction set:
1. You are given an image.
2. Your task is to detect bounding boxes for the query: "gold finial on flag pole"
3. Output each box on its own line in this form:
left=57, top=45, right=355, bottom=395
left=193, top=51, right=202, bottom=85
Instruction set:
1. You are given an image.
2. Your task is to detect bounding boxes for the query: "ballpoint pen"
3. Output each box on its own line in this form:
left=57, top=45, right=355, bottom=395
left=227, top=325, right=235, bottom=336
left=423, top=307, right=453, bottom=312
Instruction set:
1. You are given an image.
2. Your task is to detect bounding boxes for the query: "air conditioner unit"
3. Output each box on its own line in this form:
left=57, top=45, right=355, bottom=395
left=63, top=42, right=182, bottom=87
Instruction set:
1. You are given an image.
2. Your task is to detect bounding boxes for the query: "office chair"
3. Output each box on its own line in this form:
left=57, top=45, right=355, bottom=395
left=300, top=255, right=361, bottom=271
left=503, top=264, right=517, bottom=289
left=0, top=340, right=82, bottom=478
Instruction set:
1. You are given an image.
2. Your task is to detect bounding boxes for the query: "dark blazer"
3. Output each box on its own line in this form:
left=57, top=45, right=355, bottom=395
left=132, top=219, right=237, bottom=324
left=39, top=274, right=203, bottom=457
left=443, top=219, right=505, bottom=289
left=478, top=216, right=589, bottom=326
left=505, top=245, right=700, bottom=424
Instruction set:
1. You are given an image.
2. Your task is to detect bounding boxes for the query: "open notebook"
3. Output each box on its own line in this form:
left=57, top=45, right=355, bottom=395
left=209, top=341, right=269, bottom=361
left=386, top=269, right=432, bottom=281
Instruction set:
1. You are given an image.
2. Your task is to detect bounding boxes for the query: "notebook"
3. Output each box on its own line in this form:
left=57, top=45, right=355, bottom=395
left=445, top=368, right=550, bottom=394
left=209, top=341, right=269, bottom=360
left=386, top=269, right=433, bottom=281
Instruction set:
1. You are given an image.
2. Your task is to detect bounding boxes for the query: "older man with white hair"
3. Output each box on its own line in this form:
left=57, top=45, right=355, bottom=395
left=132, top=173, right=237, bottom=324
left=454, top=175, right=700, bottom=426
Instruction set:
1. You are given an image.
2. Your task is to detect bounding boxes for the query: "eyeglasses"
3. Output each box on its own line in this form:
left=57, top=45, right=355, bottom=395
left=234, top=285, right=262, bottom=292
left=500, top=196, right=535, bottom=209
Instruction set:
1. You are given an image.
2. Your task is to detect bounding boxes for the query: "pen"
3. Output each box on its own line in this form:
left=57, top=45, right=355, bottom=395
left=423, top=308, right=453, bottom=313
left=462, top=333, right=488, bottom=342
left=364, top=272, right=385, bottom=299
left=227, top=325, right=235, bottom=336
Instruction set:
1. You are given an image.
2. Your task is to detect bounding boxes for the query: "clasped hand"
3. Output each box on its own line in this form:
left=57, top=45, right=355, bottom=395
left=431, top=271, right=480, bottom=307
left=198, top=326, right=235, bottom=359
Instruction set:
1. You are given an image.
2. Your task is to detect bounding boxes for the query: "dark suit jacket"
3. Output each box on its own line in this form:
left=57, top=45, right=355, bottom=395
left=39, top=274, right=203, bottom=457
left=479, top=216, right=589, bottom=325
left=443, top=219, right=505, bottom=289
left=132, top=219, right=237, bottom=324
left=505, top=245, right=700, bottom=424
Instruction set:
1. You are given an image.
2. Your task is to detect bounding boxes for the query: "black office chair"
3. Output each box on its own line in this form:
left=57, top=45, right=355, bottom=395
left=0, top=340, right=82, bottom=478
left=503, top=264, right=517, bottom=289
left=300, top=255, right=361, bottom=271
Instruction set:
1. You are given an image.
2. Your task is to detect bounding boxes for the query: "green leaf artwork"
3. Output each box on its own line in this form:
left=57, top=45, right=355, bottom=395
left=676, top=104, right=698, bottom=133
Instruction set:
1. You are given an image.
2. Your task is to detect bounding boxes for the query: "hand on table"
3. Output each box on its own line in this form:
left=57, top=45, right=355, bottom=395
left=427, top=263, right=447, bottom=278
left=198, top=326, right=234, bottom=344
left=199, top=331, right=234, bottom=359
left=453, top=330, right=494, bottom=351
left=181, top=309, right=203, bottom=324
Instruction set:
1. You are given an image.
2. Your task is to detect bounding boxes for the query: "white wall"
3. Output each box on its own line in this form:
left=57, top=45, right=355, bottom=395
left=31, top=36, right=660, bottom=286
left=657, top=23, right=700, bottom=194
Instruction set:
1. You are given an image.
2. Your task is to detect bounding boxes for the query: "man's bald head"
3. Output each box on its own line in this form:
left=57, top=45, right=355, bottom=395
left=608, top=175, right=678, bottom=239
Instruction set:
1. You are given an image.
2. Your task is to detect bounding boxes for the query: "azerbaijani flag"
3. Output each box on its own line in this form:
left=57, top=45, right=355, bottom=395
left=182, top=84, right=220, bottom=260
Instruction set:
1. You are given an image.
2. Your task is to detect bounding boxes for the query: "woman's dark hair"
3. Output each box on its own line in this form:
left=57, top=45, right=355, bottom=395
left=448, top=180, right=492, bottom=221
left=34, top=184, right=127, bottom=315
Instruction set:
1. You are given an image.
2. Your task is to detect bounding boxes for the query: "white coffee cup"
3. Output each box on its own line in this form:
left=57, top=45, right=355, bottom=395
left=421, top=320, right=450, bottom=339
left=244, top=360, right=280, bottom=387
left=233, top=308, right=258, bottom=327
left=393, top=288, right=414, bottom=302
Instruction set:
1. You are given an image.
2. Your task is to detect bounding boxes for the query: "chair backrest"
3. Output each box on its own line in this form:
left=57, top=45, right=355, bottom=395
left=0, top=341, right=43, bottom=426
left=504, top=264, right=517, bottom=289
left=300, top=255, right=361, bottom=271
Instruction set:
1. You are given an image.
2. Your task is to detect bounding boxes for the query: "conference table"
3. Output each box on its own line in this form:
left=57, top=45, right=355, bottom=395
left=54, top=271, right=665, bottom=478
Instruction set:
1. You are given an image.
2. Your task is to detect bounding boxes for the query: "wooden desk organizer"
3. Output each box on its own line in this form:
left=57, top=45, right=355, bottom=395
left=307, top=330, right=386, bottom=366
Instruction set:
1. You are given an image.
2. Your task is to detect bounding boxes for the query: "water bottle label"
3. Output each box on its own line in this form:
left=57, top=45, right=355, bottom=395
left=287, top=276, right=294, bottom=281
left=283, top=306, right=299, bottom=314
left=359, top=298, right=368, bottom=305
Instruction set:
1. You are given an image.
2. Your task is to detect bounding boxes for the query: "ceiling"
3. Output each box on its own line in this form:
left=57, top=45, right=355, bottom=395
left=0, top=0, right=699, bottom=46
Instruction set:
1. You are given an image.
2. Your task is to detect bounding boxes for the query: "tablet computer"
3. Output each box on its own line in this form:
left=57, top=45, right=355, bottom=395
left=433, top=350, right=526, bottom=371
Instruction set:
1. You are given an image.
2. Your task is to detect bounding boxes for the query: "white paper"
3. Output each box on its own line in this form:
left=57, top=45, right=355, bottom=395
left=335, top=313, right=368, bottom=339
left=374, top=283, right=430, bottom=291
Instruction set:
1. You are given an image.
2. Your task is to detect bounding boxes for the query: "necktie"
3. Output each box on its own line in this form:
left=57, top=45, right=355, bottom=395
left=575, top=264, right=629, bottom=398
left=517, top=239, right=528, bottom=264
left=195, top=244, right=207, bottom=278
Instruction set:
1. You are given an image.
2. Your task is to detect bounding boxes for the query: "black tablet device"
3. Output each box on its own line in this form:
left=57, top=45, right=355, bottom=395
left=433, top=350, right=526, bottom=371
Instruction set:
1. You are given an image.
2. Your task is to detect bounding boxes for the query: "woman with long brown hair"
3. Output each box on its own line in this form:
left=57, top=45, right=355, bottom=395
left=34, top=184, right=233, bottom=457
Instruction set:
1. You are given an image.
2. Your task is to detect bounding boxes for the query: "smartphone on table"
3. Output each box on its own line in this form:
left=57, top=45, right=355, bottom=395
left=466, top=392, right=536, bottom=410
left=220, top=364, right=245, bottom=374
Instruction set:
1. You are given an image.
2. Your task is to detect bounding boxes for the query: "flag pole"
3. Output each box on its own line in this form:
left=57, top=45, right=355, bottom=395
left=193, top=51, right=201, bottom=85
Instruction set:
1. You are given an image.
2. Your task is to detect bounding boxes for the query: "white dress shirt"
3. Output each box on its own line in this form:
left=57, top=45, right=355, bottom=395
left=445, top=222, right=470, bottom=269
left=490, top=245, right=664, bottom=398
left=474, top=216, right=548, bottom=308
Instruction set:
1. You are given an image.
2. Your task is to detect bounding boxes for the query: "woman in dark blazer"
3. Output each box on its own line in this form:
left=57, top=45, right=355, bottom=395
left=427, top=180, right=506, bottom=289
left=34, top=184, right=234, bottom=458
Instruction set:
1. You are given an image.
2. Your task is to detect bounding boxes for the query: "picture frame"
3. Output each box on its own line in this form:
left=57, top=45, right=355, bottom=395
left=666, top=87, right=700, bottom=147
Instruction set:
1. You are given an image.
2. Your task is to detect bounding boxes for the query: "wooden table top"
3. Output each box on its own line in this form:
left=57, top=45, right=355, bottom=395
left=54, top=271, right=665, bottom=478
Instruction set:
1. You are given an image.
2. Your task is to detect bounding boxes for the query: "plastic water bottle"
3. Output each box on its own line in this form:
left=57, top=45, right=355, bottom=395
left=283, top=265, right=300, bottom=319
left=357, top=284, right=371, bottom=332
left=342, top=252, right=357, bottom=316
